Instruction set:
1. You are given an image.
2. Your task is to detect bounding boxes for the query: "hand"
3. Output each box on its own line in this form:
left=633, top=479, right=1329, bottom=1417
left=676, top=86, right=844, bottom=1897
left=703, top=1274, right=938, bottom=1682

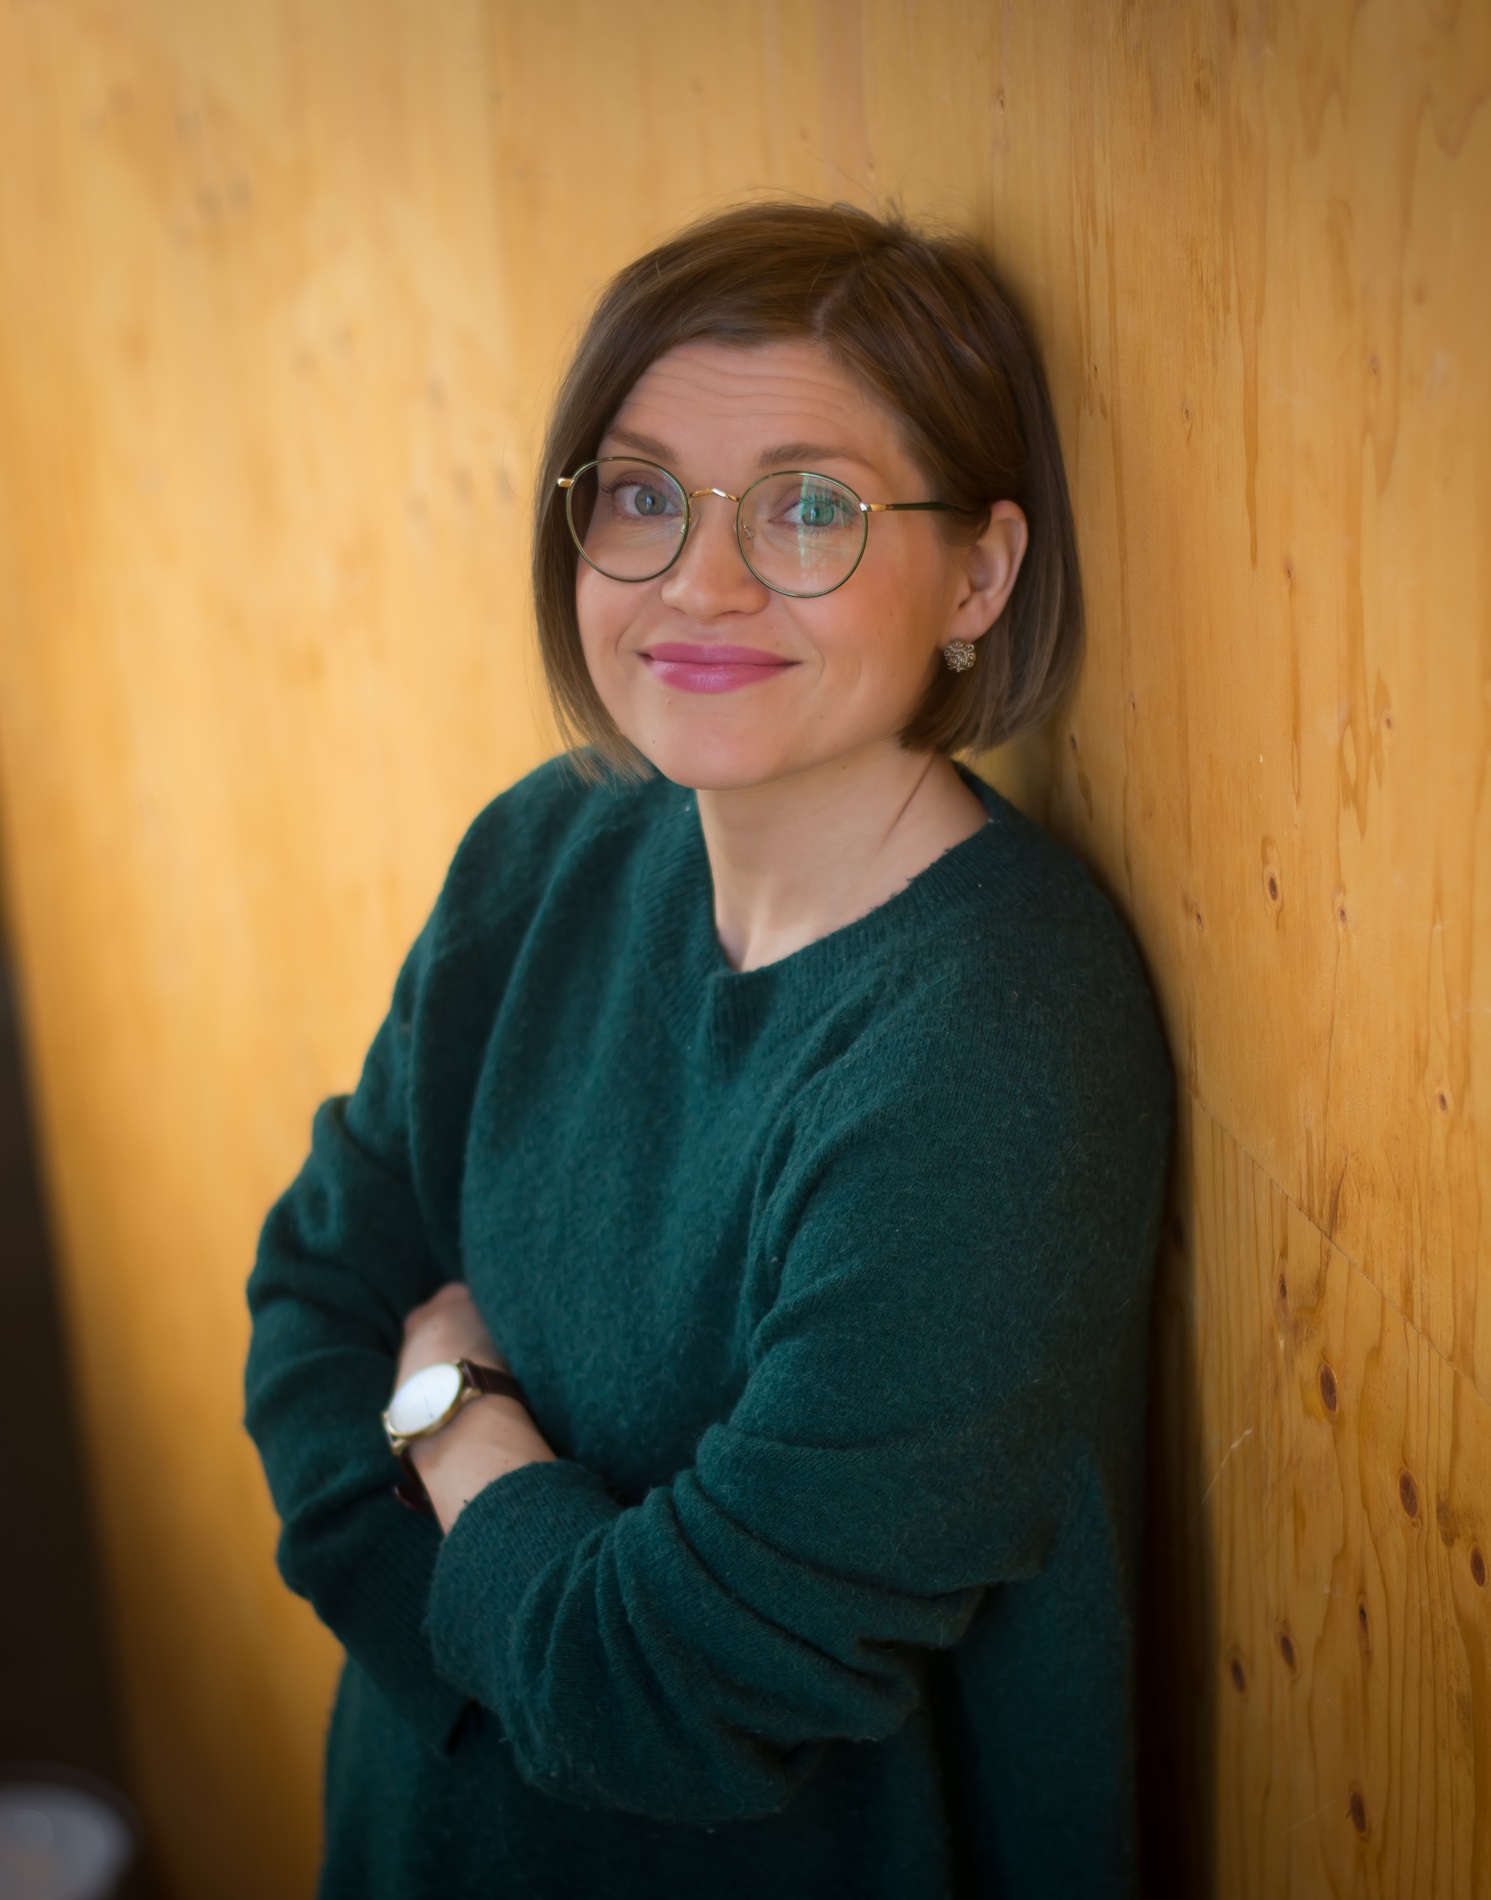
left=394, top=1280, right=507, bottom=1391
left=393, top=1281, right=556, bottom=1534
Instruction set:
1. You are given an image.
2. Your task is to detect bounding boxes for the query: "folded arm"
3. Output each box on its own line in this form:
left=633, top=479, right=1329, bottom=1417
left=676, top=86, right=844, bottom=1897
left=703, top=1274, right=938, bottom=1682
left=423, top=1085, right=1089, bottom=1824
left=243, top=919, right=480, bottom=1752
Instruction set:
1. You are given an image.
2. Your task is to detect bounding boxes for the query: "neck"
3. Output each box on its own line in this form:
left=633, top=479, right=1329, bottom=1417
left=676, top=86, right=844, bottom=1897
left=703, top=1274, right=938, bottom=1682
left=697, top=743, right=989, bottom=972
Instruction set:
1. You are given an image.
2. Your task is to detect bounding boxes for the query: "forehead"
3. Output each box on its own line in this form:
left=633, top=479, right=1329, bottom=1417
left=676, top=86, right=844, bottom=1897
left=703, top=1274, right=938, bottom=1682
left=605, top=338, right=903, bottom=464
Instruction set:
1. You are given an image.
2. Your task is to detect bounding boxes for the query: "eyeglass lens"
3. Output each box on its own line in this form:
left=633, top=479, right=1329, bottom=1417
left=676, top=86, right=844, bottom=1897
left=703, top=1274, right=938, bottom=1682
left=565, top=459, right=868, bottom=597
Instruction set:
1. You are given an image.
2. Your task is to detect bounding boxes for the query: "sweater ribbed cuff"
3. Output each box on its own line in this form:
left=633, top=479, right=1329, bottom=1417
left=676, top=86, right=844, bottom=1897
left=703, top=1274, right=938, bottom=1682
left=423, top=1459, right=621, bottom=1705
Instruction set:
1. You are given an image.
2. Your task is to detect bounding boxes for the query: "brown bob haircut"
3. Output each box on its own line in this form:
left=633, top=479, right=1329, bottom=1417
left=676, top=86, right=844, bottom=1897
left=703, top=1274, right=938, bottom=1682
left=533, top=199, right=1083, bottom=777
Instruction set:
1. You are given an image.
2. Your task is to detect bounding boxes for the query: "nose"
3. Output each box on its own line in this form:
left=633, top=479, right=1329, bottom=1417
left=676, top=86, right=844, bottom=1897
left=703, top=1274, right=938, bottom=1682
left=658, top=490, right=769, bottom=616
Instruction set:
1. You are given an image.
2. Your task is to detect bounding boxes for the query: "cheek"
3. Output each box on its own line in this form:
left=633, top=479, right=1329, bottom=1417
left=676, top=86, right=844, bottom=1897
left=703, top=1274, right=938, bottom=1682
left=575, top=572, right=636, bottom=677
left=808, top=562, right=934, bottom=686
left=574, top=568, right=609, bottom=647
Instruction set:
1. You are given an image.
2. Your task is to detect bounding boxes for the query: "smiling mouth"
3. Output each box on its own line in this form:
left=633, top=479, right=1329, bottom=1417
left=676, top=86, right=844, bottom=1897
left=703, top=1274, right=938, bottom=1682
left=639, top=643, right=799, bottom=695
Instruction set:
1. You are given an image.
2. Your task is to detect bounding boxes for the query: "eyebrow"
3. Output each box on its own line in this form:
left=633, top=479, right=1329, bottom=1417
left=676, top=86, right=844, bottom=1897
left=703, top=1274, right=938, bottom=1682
left=756, top=442, right=872, bottom=472
left=602, top=427, right=875, bottom=476
left=605, top=427, right=676, bottom=462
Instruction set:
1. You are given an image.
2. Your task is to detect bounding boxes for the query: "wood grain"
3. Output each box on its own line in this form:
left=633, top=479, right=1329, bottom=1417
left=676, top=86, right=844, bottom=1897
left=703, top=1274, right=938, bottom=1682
left=1152, top=1096, right=1491, bottom=1896
left=1022, top=0, right=1491, bottom=1402
left=0, top=2, right=1484, bottom=1894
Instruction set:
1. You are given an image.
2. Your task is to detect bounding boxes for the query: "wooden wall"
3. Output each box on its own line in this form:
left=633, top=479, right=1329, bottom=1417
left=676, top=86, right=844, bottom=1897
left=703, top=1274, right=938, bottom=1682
left=0, top=3, right=1484, bottom=1894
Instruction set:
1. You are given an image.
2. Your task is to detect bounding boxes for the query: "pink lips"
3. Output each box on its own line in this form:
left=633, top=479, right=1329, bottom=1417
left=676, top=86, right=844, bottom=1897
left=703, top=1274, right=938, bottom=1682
left=640, top=642, right=798, bottom=695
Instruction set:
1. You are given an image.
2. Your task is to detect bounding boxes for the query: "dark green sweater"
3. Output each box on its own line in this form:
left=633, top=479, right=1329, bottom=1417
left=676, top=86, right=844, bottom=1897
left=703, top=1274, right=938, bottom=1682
left=244, top=754, right=1173, bottom=1899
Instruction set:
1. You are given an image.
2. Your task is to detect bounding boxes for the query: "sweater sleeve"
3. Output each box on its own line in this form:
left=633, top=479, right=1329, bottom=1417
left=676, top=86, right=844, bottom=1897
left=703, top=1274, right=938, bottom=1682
left=243, top=915, right=471, bottom=1754
left=243, top=761, right=596, bottom=1752
left=423, top=1064, right=1145, bottom=1824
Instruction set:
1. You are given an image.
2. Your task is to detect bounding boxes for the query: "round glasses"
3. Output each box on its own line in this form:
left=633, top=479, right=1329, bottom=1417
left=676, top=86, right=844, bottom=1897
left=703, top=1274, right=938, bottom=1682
left=557, top=458, right=963, bottom=599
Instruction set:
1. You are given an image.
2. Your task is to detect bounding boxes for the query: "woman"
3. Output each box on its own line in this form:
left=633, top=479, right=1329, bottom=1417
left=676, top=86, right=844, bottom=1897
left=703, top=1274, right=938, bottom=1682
left=245, top=200, right=1174, bottom=1898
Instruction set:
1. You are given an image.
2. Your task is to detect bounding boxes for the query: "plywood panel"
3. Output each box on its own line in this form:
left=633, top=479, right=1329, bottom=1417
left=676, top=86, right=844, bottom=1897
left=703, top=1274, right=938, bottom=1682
left=1007, top=1, right=1491, bottom=1395
left=1152, top=1095, right=1491, bottom=1896
left=0, top=2, right=1484, bottom=1894
left=0, top=5, right=550, bottom=1893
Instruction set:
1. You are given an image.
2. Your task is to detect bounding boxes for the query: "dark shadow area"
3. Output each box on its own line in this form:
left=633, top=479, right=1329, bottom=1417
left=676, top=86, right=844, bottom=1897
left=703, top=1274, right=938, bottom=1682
left=1136, top=1111, right=1213, bottom=1900
left=0, top=954, right=157, bottom=1896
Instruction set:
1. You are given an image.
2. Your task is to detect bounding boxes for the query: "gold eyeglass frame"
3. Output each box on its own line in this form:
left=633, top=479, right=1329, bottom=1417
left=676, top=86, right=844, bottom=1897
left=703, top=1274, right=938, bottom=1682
left=556, top=456, right=964, bottom=599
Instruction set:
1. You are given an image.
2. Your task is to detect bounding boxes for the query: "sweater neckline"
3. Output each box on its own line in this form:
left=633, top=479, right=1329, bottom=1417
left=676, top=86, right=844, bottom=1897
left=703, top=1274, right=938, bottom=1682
left=637, top=761, right=1011, bottom=1052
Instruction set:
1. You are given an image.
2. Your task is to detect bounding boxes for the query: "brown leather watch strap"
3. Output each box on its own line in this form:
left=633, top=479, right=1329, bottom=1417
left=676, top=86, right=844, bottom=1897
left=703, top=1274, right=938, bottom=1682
left=393, top=1454, right=436, bottom=1514
left=391, top=1361, right=531, bottom=1514
left=459, top=1360, right=529, bottom=1406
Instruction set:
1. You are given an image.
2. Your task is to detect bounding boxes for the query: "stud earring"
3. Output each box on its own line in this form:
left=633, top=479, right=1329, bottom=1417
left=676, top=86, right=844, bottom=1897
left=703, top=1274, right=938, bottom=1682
left=942, top=640, right=977, bottom=673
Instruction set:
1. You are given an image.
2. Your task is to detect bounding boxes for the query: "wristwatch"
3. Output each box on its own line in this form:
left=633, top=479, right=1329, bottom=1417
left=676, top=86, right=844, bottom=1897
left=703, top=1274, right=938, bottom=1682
left=382, top=1359, right=529, bottom=1513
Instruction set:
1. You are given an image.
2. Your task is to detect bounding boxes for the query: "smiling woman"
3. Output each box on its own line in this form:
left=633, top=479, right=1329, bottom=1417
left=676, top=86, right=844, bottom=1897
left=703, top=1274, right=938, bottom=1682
left=567, top=335, right=1032, bottom=966
left=244, top=201, right=1174, bottom=1899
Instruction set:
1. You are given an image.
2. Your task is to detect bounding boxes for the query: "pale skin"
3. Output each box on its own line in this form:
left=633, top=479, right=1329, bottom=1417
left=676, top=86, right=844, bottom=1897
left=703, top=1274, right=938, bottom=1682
left=399, top=336, right=1029, bottom=1533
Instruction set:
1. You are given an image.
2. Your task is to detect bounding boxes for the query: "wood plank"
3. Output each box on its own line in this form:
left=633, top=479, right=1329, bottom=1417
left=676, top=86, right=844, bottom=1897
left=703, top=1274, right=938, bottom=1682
left=0, top=5, right=539, bottom=1892
left=1148, top=1095, right=1491, bottom=1896
left=993, top=0, right=1491, bottom=1396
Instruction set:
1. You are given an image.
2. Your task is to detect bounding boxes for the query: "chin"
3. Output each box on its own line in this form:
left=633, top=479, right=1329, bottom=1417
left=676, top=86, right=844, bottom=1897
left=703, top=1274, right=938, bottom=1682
left=623, top=719, right=803, bottom=793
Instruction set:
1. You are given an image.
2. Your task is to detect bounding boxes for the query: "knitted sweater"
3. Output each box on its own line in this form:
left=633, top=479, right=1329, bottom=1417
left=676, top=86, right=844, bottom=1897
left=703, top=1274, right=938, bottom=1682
left=244, top=753, right=1174, bottom=1899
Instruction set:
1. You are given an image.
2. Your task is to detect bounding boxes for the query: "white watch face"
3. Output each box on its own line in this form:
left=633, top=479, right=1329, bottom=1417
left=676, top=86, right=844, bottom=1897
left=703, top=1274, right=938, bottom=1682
left=386, top=1361, right=463, bottom=1438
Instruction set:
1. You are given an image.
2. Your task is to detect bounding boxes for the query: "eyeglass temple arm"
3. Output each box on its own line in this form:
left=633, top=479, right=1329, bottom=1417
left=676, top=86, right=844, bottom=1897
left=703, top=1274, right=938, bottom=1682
left=861, top=500, right=965, bottom=513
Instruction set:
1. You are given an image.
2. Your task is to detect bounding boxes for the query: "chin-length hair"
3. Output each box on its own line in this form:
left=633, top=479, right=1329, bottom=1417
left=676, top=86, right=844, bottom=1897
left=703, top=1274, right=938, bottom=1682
left=532, top=199, right=1083, bottom=779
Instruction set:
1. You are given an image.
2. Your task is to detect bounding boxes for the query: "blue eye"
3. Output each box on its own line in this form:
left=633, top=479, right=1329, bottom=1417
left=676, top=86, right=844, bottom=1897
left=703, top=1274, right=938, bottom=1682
left=787, top=486, right=852, bottom=529
left=603, top=477, right=681, bottom=520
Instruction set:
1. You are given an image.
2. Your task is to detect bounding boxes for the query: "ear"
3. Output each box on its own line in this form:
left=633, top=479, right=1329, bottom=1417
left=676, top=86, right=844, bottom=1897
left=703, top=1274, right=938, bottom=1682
left=944, top=501, right=1029, bottom=644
